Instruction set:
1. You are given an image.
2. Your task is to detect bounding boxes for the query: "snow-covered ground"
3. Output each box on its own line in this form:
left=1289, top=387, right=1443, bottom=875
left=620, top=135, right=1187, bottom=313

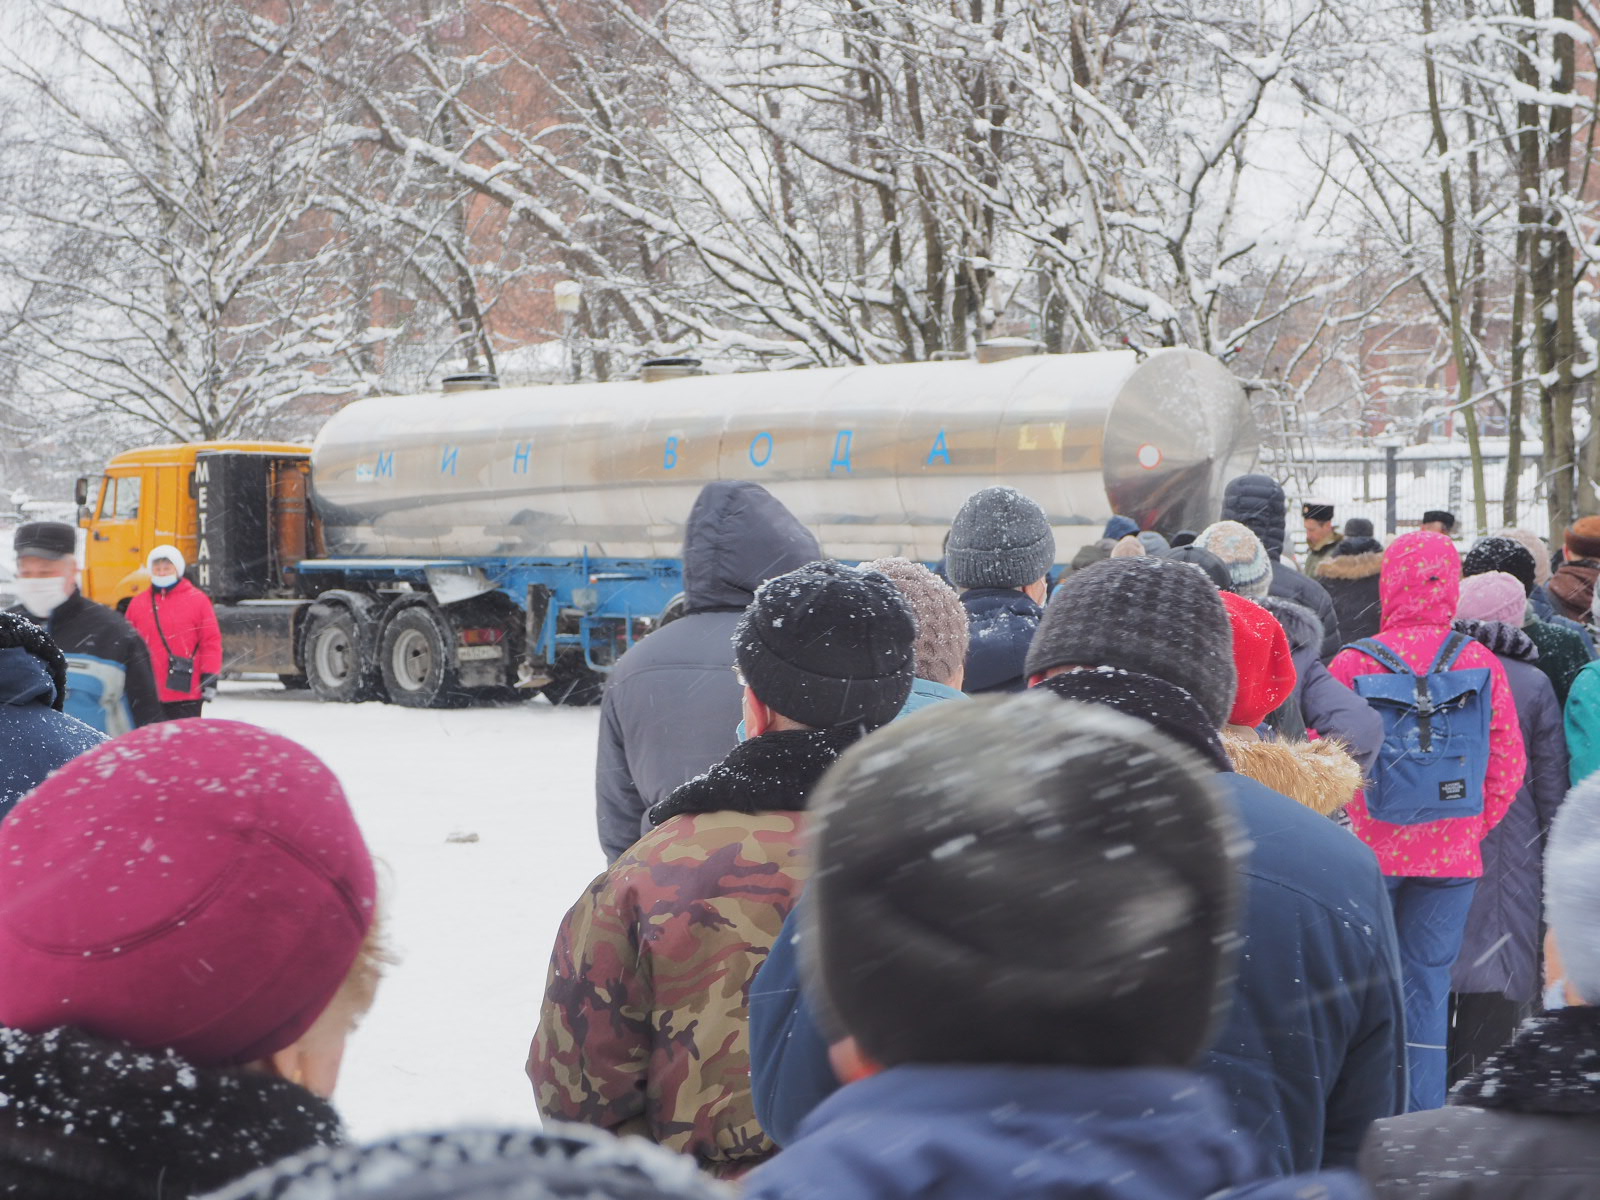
left=210, top=682, right=607, bottom=1141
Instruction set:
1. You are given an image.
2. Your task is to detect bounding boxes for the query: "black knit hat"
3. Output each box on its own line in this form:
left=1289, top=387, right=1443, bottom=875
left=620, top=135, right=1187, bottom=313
left=12, top=522, right=75, bottom=561
left=804, top=694, right=1244, bottom=1071
left=1035, top=668, right=1230, bottom=772
left=1462, top=536, right=1537, bottom=597
left=945, top=486, right=1056, bottom=589
left=1023, top=557, right=1236, bottom=727
left=734, top=561, right=915, bottom=729
left=1158, top=544, right=1232, bottom=592
left=0, top=612, right=68, bottom=712
left=1343, top=517, right=1375, bottom=538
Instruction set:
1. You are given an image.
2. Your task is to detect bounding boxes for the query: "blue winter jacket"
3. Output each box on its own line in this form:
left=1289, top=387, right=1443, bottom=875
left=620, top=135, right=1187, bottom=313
left=0, top=645, right=105, bottom=818
left=743, top=1063, right=1368, bottom=1200
left=749, top=771, right=1404, bottom=1174
left=959, top=588, right=1043, bottom=694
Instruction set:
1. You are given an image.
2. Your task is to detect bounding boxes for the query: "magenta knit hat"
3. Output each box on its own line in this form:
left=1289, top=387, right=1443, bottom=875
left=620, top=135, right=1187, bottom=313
left=1458, top=571, right=1528, bottom=628
left=0, top=719, right=375, bottom=1067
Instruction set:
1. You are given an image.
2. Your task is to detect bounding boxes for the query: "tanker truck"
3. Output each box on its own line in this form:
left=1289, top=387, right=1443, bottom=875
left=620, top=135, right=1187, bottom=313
left=73, top=346, right=1257, bottom=708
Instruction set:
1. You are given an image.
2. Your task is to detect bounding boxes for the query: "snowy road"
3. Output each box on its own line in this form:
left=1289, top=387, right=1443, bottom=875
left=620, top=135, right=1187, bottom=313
left=211, top=682, right=607, bottom=1140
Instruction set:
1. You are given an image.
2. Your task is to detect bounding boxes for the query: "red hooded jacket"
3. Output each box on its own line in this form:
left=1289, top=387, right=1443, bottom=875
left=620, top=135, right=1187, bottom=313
left=1329, top=532, right=1525, bottom=877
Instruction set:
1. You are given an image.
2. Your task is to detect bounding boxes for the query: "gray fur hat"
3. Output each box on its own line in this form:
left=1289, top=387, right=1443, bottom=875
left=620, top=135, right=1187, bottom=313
left=804, top=694, right=1245, bottom=1070
left=945, top=487, right=1055, bottom=589
left=1023, top=557, right=1237, bottom=726
left=860, top=557, right=969, bottom=686
left=1549, top=774, right=1600, bottom=1005
left=208, top=1124, right=726, bottom=1200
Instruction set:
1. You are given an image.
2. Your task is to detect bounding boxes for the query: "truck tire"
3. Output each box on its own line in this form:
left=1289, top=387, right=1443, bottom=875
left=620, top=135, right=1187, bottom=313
left=543, top=650, right=605, bottom=707
left=380, top=605, right=467, bottom=709
left=305, top=607, right=381, bottom=703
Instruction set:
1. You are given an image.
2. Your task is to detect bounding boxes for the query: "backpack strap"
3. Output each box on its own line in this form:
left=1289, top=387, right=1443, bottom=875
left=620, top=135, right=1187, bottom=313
left=1348, top=637, right=1417, bottom=678
left=1351, top=636, right=1439, bottom=752
left=1428, top=629, right=1474, bottom=675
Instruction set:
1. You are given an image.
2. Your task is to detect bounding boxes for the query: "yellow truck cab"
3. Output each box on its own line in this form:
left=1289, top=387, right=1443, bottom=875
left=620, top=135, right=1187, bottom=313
left=77, top=441, right=310, bottom=611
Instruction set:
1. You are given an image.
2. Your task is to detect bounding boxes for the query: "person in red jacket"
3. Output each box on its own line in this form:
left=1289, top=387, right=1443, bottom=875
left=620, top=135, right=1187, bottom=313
left=126, top=545, right=223, bottom=720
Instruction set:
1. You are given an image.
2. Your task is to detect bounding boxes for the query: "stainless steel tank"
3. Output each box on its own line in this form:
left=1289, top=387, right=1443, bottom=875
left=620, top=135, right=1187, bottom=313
left=309, top=348, right=1257, bottom=562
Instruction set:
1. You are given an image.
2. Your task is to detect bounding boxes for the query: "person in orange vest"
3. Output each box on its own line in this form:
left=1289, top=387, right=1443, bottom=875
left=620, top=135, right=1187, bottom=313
left=126, top=546, right=222, bottom=720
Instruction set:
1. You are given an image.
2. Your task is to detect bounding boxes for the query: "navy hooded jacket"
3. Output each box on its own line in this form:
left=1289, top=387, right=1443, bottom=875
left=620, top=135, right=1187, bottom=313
left=594, top=481, right=821, bottom=862
left=749, top=770, right=1404, bottom=1174
left=1222, top=475, right=1344, bottom=661
left=0, top=643, right=105, bottom=818
left=744, top=1063, right=1368, bottom=1200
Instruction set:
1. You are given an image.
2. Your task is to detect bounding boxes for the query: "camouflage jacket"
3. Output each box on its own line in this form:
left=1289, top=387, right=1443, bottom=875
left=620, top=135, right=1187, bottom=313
left=529, top=727, right=857, bottom=1176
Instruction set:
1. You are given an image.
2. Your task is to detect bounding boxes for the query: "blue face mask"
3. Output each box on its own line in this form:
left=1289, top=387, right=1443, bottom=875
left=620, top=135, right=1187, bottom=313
left=735, top=718, right=748, bottom=743
left=152, top=570, right=180, bottom=589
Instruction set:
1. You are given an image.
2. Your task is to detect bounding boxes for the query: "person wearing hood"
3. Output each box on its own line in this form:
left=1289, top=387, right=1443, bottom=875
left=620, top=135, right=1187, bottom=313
left=0, top=719, right=385, bottom=1198
left=944, top=486, right=1056, bottom=694
left=1316, top=534, right=1385, bottom=644
left=1253, top=593, right=1383, bottom=778
left=1330, top=532, right=1526, bottom=1112
left=8, top=521, right=162, bottom=735
left=744, top=697, right=1367, bottom=1200
left=529, top=563, right=915, bottom=1178
left=1361, top=773, right=1600, bottom=1198
left=1221, top=474, right=1343, bottom=660
left=0, top=611, right=104, bottom=818
left=1463, top=535, right=1591, bottom=704
left=1024, top=558, right=1403, bottom=1174
left=595, top=481, right=821, bottom=863
left=1447, top=572, right=1569, bottom=1085
left=125, top=545, right=223, bottom=721
left=1549, top=516, right=1600, bottom=625
left=1219, top=592, right=1365, bottom=817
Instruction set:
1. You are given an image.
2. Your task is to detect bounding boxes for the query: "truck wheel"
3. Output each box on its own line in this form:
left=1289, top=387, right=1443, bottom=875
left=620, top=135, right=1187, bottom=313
left=543, top=650, right=605, bottom=707
left=380, top=606, right=466, bottom=709
left=305, top=607, right=381, bottom=703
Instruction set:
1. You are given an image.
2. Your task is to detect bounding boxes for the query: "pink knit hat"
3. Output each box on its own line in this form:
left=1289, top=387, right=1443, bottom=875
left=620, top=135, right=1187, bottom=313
left=1458, top=571, right=1528, bottom=628
left=0, top=719, right=375, bottom=1066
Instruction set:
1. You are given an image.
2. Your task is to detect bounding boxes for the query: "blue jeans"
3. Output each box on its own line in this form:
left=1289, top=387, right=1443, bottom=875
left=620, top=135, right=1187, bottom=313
left=1385, top=875, right=1477, bottom=1112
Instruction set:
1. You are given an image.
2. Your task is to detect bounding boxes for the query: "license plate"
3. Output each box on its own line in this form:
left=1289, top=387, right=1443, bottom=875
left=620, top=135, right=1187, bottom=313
left=456, top=645, right=503, bottom=662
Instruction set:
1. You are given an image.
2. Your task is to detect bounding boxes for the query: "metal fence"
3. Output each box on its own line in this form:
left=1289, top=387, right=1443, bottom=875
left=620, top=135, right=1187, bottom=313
left=1265, top=445, right=1552, bottom=548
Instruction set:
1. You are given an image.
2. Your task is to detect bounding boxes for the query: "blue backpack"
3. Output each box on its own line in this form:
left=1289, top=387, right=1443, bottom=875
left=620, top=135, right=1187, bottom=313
left=1347, top=631, right=1492, bottom=825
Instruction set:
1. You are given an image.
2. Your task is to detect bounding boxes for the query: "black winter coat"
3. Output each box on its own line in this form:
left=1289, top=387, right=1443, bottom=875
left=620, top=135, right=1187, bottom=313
left=1361, top=1006, right=1600, bottom=1199
left=594, top=481, right=820, bottom=862
left=1258, top=596, right=1382, bottom=774
left=1221, top=475, right=1343, bottom=660
left=959, top=588, right=1043, bottom=694
left=1451, top=621, right=1569, bottom=1002
left=8, top=592, right=162, bottom=735
left=1316, top=549, right=1383, bottom=646
left=0, top=1025, right=342, bottom=1199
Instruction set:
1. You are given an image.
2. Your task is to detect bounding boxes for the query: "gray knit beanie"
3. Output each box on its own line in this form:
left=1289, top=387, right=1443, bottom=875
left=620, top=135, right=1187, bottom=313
left=1196, top=521, right=1272, bottom=599
left=805, top=695, right=1244, bottom=1071
left=860, top=557, right=969, bottom=686
left=945, top=487, right=1056, bottom=589
left=1023, top=557, right=1237, bottom=726
left=1547, top=774, right=1600, bottom=1005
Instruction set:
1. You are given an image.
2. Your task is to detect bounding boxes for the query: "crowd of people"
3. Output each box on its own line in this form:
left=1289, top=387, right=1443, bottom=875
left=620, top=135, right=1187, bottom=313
left=4, top=479, right=1600, bottom=1197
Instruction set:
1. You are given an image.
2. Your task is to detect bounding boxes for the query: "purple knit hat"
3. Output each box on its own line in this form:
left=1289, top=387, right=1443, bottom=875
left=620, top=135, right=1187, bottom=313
left=1458, top=571, right=1527, bottom=628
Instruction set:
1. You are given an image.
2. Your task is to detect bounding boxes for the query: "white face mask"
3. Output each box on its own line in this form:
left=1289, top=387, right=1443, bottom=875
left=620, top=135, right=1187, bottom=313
left=152, top=571, right=179, bottom=589
left=13, top=575, right=70, bottom=618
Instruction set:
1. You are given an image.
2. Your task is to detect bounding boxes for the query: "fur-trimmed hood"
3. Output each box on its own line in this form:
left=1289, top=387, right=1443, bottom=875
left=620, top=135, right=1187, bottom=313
left=1316, top=551, right=1383, bottom=581
left=1221, top=734, right=1362, bottom=816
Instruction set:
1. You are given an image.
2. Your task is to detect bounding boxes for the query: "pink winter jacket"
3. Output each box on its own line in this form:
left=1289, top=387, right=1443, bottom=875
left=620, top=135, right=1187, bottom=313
left=1329, top=532, right=1525, bottom=878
